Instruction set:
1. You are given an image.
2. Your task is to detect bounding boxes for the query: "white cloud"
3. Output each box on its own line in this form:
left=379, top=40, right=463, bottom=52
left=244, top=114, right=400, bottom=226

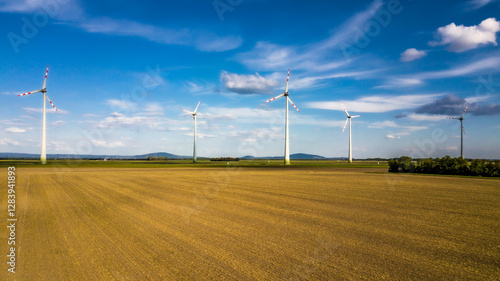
left=5, top=127, right=26, bottom=133
left=22, top=107, right=68, bottom=114
left=0, top=0, right=45, bottom=12
left=94, top=113, right=175, bottom=130
left=184, top=132, right=217, bottom=139
left=0, top=1, right=239, bottom=52
left=186, top=81, right=216, bottom=95
left=369, top=121, right=399, bottom=128
left=406, top=113, right=447, bottom=121
left=142, top=103, right=164, bottom=116
left=204, top=107, right=280, bottom=123
left=227, top=127, right=283, bottom=143
left=305, top=93, right=444, bottom=113
left=414, top=56, right=500, bottom=79
left=400, top=48, right=427, bottom=62
left=79, top=17, right=242, bottom=52
left=292, top=71, right=376, bottom=89
left=200, top=112, right=237, bottom=121
left=200, top=105, right=334, bottom=130
left=105, top=99, right=136, bottom=111
left=220, top=71, right=279, bottom=94
left=234, top=42, right=301, bottom=71
left=0, top=0, right=84, bottom=20
left=385, top=135, right=401, bottom=139
left=429, top=18, right=500, bottom=52
left=444, top=146, right=459, bottom=152
left=465, top=94, right=493, bottom=103
left=317, top=0, right=384, bottom=50
left=48, top=141, right=75, bottom=153
left=375, top=78, right=424, bottom=89
left=222, top=70, right=375, bottom=95
left=97, top=115, right=157, bottom=128
left=110, top=112, right=124, bottom=117
left=0, top=138, right=21, bottom=146
left=52, top=120, right=66, bottom=126
left=90, top=140, right=125, bottom=148
left=234, top=0, right=383, bottom=72
left=465, top=0, right=498, bottom=10
left=170, top=127, right=190, bottom=131
left=405, top=126, right=428, bottom=131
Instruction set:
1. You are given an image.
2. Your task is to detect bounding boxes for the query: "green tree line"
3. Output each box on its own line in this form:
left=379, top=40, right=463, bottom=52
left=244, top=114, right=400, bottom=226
left=210, top=157, right=240, bottom=161
left=388, top=156, right=500, bottom=177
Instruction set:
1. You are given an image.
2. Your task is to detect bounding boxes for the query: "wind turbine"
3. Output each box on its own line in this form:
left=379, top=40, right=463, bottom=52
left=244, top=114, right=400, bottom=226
left=264, top=69, right=300, bottom=165
left=183, top=101, right=201, bottom=163
left=18, top=66, right=58, bottom=164
left=342, top=104, right=359, bottom=164
left=447, top=105, right=468, bottom=159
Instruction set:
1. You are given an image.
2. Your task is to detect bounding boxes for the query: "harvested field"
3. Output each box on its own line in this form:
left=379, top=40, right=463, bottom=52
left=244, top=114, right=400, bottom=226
left=1, top=167, right=499, bottom=280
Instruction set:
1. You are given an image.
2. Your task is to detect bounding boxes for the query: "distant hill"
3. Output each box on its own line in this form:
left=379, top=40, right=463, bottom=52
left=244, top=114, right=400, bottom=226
left=291, top=153, right=326, bottom=159
left=134, top=152, right=190, bottom=159
left=0, top=152, right=188, bottom=159
left=0, top=152, right=338, bottom=160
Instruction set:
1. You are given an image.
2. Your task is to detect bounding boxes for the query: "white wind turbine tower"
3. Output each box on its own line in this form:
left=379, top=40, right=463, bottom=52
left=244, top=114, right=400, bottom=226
left=18, top=66, right=59, bottom=164
left=342, top=104, right=359, bottom=164
left=183, top=101, right=201, bottom=163
left=447, top=105, right=468, bottom=159
left=264, top=69, right=300, bottom=165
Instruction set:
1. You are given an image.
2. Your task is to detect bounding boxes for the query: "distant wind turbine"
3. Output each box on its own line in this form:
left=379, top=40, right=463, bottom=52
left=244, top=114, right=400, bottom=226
left=18, top=66, right=59, bottom=164
left=447, top=105, right=468, bottom=159
left=342, top=104, right=359, bottom=164
left=264, top=69, right=300, bottom=165
left=183, top=101, right=201, bottom=163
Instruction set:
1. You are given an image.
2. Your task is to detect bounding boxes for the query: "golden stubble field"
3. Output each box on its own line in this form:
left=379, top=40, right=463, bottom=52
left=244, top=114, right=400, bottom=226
left=1, top=166, right=499, bottom=280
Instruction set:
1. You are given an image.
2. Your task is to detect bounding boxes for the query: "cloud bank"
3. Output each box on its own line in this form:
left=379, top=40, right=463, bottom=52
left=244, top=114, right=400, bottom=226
left=416, top=94, right=500, bottom=116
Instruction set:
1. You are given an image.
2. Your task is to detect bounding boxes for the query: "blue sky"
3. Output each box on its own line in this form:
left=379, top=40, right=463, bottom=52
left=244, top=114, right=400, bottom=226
left=1, top=0, right=500, bottom=159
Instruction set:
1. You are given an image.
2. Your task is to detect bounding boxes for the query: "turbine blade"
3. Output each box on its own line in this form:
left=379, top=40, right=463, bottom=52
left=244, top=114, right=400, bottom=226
left=342, top=118, right=348, bottom=133
left=18, top=89, right=42, bottom=96
left=284, top=69, right=290, bottom=93
left=264, top=93, right=284, bottom=103
left=287, top=97, right=300, bottom=112
left=42, top=65, right=49, bottom=89
left=45, top=95, right=58, bottom=111
left=351, top=115, right=360, bottom=118
left=341, top=103, right=350, bottom=117
left=193, top=101, right=200, bottom=113
left=447, top=117, right=457, bottom=120
left=183, top=110, right=193, bottom=114
left=461, top=105, right=468, bottom=118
